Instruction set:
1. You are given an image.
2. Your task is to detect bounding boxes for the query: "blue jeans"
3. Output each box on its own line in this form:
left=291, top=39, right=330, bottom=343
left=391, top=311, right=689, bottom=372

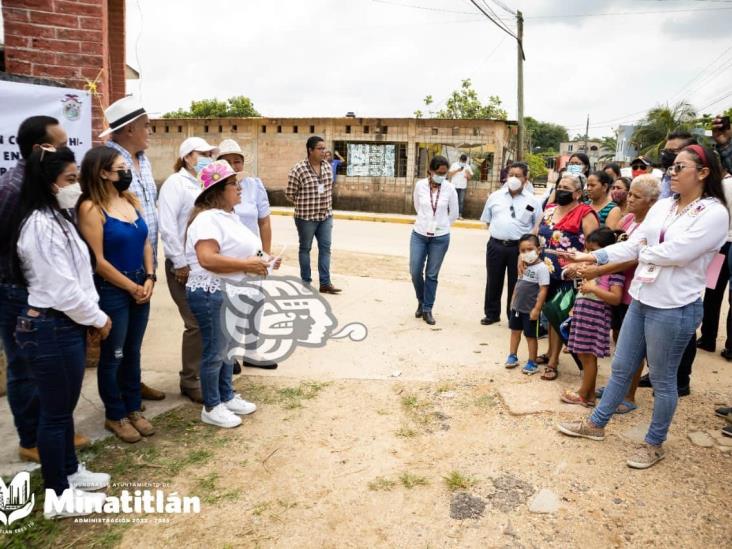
left=409, top=231, right=450, bottom=312
left=0, top=283, right=39, bottom=448
left=186, top=288, right=234, bottom=409
left=96, top=271, right=150, bottom=421
left=591, top=298, right=703, bottom=446
left=455, top=188, right=466, bottom=217
left=15, top=310, right=86, bottom=494
left=294, top=216, right=333, bottom=286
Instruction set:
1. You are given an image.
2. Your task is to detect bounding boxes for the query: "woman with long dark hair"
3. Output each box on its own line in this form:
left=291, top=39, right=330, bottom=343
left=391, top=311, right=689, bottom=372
left=558, top=145, right=729, bottom=470
left=11, top=146, right=111, bottom=518
left=78, top=146, right=155, bottom=444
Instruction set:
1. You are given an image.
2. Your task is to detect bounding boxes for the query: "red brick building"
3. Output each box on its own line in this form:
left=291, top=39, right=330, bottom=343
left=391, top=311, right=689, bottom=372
left=1, top=0, right=126, bottom=139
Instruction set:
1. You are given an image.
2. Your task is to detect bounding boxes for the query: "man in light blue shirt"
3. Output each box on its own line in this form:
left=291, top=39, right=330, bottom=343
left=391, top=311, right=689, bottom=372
left=480, top=162, right=542, bottom=325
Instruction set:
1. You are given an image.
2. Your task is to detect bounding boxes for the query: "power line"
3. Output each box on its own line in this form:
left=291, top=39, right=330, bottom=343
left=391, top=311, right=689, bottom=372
left=489, top=0, right=516, bottom=16
left=669, top=44, right=732, bottom=102
left=468, top=0, right=519, bottom=42
left=699, top=91, right=732, bottom=111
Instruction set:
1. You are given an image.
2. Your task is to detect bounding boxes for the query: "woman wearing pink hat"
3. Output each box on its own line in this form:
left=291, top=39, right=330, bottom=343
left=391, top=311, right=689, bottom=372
left=185, top=160, right=278, bottom=428
left=158, top=137, right=218, bottom=404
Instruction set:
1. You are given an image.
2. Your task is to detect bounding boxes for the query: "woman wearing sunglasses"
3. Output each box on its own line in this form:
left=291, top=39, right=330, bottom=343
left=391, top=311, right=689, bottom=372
left=558, top=145, right=728, bottom=470
left=10, top=146, right=112, bottom=518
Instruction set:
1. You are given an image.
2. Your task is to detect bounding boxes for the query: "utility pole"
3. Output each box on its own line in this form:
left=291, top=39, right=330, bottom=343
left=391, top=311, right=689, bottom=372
left=584, top=114, right=589, bottom=151
left=516, top=10, right=525, bottom=161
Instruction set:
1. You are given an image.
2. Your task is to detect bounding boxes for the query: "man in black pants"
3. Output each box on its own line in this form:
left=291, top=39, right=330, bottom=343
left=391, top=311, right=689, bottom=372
left=479, top=162, right=541, bottom=325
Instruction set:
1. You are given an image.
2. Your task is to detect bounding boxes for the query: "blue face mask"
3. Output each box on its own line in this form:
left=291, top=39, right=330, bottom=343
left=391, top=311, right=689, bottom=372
left=194, top=156, right=213, bottom=174
left=566, top=164, right=583, bottom=175
left=432, top=174, right=446, bottom=185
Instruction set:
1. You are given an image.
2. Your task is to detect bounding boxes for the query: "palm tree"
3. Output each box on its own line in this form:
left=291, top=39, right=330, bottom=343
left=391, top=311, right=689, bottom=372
left=599, top=134, right=617, bottom=161
left=631, top=101, right=696, bottom=158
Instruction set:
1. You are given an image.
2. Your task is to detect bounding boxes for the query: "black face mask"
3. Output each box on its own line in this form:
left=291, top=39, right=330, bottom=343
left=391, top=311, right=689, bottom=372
left=114, top=169, right=133, bottom=192
left=555, top=189, right=575, bottom=206
left=660, top=149, right=677, bottom=170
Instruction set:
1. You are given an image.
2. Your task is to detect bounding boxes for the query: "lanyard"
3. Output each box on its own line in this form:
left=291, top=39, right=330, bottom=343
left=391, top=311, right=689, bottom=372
left=660, top=198, right=701, bottom=243
left=430, top=185, right=441, bottom=216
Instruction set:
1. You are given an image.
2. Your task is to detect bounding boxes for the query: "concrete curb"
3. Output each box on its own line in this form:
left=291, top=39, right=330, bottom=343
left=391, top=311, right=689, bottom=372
left=269, top=208, right=485, bottom=230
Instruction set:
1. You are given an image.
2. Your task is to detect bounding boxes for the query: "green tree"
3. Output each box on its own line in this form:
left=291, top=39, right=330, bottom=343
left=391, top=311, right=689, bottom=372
left=163, top=95, right=260, bottom=118
left=416, top=79, right=507, bottom=120
left=525, top=153, right=548, bottom=180
left=524, top=116, right=569, bottom=152
left=631, top=100, right=696, bottom=157
left=599, top=135, right=617, bottom=161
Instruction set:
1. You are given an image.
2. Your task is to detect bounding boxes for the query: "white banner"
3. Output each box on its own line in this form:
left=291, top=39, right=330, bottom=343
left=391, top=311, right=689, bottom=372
left=0, top=80, right=92, bottom=176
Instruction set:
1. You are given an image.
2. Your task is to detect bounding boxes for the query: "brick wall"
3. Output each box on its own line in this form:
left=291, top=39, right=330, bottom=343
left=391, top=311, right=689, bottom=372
left=147, top=117, right=516, bottom=218
left=2, top=0, right=125, bottom=141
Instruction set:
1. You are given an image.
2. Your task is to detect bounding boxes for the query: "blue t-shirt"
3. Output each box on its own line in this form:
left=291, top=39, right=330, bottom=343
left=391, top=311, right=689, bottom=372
left=330, top=159, right=342, bottom=182
left=233, top=177, right=272, bottom=237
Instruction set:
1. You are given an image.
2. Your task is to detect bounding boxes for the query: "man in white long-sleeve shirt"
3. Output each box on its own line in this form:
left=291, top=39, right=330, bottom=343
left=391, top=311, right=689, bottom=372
left=158, top=137, right=217, bottom=403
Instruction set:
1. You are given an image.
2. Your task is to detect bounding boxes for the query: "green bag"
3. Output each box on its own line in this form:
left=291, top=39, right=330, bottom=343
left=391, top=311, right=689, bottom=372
left=542, top=285, right=576, bottom=333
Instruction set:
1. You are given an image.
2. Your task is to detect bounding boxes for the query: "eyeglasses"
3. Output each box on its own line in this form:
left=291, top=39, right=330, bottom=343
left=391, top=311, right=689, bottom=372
left=631, top=164, right=646, bottom=170
left=666, top=162, right=698, bottom=175
left=39, top=144, right=56, bottom=161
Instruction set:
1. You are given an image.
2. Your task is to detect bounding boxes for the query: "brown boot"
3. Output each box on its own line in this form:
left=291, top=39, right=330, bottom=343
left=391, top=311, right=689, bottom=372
left=140, top=383, right=166, bottom=400
left=74, top=432, right=91, bottom=449
left=19, top=446, right=40, bottom=463
left=180, top=386, right=204, bottom=404
left=105, top=418, right=142, bottom=443
left=128, top=411, right=155, bottom=436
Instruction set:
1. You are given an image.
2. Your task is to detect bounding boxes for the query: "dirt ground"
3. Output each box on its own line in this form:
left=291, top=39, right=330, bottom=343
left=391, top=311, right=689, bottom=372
left=2, top=215, right=731, bottom=548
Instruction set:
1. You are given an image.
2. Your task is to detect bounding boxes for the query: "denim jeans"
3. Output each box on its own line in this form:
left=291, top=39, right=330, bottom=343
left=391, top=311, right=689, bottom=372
left=15, top=310, right=86, bottom=494
left=186, top=288, right=234, bottom=409
left=591, top=298, right=703, bottom=446
left=294, top=216, right=333, bottom=286
left=455, top=188, right=466, bottom=217
left=0, top=283, right=39, bottom=448
left=409, top=231, right=450, bottom=312
left=96, top=271, right=150, bottom=421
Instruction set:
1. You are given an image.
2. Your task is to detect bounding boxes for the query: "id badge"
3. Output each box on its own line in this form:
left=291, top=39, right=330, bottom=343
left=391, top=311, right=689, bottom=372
left=317, top=183, right=325, bottom=194
left=636, top=263, right=661, bottom=284
left=426, top=219, right=437, bottom=236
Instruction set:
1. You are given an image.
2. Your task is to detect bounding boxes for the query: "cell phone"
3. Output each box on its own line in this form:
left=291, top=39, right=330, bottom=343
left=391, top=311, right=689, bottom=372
left=721, top=116, right=731, bottom=131
left=526, top=205, right=535, bottom=212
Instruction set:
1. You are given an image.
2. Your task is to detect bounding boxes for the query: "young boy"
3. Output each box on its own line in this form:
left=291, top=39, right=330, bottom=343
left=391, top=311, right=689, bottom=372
left=505, top=234, right=550, bottom=375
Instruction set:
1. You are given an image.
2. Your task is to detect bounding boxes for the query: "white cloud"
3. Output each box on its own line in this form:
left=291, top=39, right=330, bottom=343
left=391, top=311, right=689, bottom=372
left=125, top=0, right=732, bottom=138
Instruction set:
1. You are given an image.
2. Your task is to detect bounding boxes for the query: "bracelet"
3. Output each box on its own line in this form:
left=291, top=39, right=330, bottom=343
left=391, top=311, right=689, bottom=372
left=145, top=273, right=157, bottom=282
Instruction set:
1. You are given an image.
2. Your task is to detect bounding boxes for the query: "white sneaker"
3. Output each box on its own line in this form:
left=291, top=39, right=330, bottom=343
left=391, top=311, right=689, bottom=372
left=44, top=488, right=107, bottom=520
left=201, top=403, right=242, bottom=428
left=224, top=394, right=257, bottom=415
left=67, top=463, right=110, bottom=491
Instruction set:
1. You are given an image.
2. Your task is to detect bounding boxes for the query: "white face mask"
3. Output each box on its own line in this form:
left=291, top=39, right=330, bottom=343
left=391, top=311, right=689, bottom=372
left=55, top=182, right=82, bottom=210
left=507, top=176, right=523, bottom=192
left=521, top=250, right=539, bottom=264
left=432, top=174, right=446, bottom=185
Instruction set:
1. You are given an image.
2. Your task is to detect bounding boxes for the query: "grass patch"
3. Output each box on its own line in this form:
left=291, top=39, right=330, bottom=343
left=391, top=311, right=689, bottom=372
left=400, top=392, right=437, bottom=428
left=435, top=382, right=455, bottom=394
left=368, top=477, right=397, bottom=491
left=473, top=393, right=497, bottom=409
left=395, top=426, right=417, bottom=438
left=399, top=472, right=429, bottom=489
left=443, top=470, right=477, bottom=491
left=239, top=380, right=330, bottom=410
left=195, top=472, right=241, bottom=505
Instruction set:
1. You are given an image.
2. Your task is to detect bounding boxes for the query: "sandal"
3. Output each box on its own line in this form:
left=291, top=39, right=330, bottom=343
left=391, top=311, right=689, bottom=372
left=536, top=354, right=550, bottom=365
left=541, top=366, right=558, bottom=381
left=614, top=401, right=638, bottom=414
left=560, top=389, right=595, bottom=407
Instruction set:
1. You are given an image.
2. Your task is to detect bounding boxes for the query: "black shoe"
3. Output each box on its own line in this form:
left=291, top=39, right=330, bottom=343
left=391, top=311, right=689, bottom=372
left=696, top=338, right=715, bottom=352
left=243, top=360, right=278, bottom=370
left=415, top=304, right=423, bottom=318
left=715, top=406, right=732, bottom=419
left=480, top=317, right=499, bottom=326
left=677, top=385, right=690, bottom=397
left=722, top=424, right=732, bottom=437
left=233, top=361, right=242, bottom=375
left=638, top=374, right=652, bottom=388
left=423, top=312, right=436, bottom=325
left=721, top=348, right=732, bottom=361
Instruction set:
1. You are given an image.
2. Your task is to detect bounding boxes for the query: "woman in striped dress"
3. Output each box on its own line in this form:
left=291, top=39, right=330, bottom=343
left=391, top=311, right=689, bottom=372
left=562, top=228, right=624, bottom=407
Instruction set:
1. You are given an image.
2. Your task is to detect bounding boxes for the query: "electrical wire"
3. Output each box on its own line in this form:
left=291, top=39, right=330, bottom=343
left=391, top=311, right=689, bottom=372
left=699, top=91, right=732, bottom=111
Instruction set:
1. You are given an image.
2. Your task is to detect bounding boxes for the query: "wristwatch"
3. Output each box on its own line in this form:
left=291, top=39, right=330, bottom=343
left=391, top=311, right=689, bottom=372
left=145, top=273, right=157, bottom=282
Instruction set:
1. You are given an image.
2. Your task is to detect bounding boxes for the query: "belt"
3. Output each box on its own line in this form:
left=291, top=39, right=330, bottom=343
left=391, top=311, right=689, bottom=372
left=26, top=307, right=68, bottom=320
left=490, top=237, right=519, bottom=246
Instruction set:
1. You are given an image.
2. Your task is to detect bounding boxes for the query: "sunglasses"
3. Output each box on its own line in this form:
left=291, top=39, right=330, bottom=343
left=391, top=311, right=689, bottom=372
left=510, top=204, right=515, bottom=218
left=666, top=162, right=698, bottom=175
left=631, top=164, right=646, bottom=170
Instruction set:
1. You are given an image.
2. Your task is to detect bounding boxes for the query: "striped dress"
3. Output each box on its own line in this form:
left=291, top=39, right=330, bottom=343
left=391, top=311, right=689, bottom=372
left=567, top=273, right=625, bottom=357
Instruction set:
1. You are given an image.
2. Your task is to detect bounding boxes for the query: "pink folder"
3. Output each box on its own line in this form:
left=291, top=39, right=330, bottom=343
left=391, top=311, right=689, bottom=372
left=706, top=253, right=726, bottom=289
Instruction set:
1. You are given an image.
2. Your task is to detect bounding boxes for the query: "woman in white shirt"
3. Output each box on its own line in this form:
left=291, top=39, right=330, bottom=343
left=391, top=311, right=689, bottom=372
left=558, top=145, right=729, bottom=470
left=11, top=146, right=111, bottom=518
left=185, top=160, right=275, bottom=428
left=410, top=155, right=459, bottom=325
left=158, top=136, right=218, bottom=404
